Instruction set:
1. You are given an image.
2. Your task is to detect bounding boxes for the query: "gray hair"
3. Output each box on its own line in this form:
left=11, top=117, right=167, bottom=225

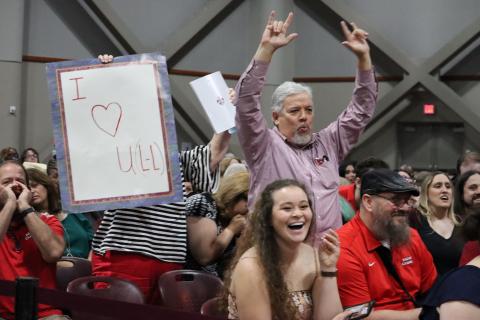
left=271, top=81, right=313, bottom=113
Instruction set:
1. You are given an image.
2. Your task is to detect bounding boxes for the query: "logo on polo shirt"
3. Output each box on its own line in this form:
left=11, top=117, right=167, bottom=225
left=24, top=232, right=32, bottom=240
left=401, top=256, right=413, bottom=266
left=368, top=262, right=375, bottom=267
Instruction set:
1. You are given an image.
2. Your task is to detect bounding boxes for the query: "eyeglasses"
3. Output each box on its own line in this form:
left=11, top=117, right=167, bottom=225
left=372, top=194, right=412, bottom=208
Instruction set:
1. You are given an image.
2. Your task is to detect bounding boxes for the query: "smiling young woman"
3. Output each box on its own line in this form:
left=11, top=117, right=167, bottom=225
left=223, top=179, right=351, bottom=320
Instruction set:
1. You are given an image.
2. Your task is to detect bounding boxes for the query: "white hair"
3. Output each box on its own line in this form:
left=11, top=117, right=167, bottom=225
left=271, top=81, right=313, bottom=113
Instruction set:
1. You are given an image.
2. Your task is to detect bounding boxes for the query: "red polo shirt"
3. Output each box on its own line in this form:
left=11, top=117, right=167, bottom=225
left=337, top=214, right=437, bottom=310
left=339, top=183, right=357, bottom=211
left=459, top=241, right=480, bottom=266
left=0, top=213, right=64, bottom=319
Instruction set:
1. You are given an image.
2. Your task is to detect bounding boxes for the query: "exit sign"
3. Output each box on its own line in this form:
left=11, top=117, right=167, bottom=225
left=423, top=104, right=435, bottom=115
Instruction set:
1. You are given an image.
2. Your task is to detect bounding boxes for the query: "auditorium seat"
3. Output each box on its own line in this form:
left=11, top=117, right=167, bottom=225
left=56, top=256, right=92, bottom=291
left=157, top=270, right=223, bottom=313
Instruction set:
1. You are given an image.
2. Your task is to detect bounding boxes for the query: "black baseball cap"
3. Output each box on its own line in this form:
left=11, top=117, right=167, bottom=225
left=361, top=168, right=419, bottom=196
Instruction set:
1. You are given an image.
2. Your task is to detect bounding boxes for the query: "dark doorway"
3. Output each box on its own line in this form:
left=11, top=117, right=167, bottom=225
left=397, top=122, right=464, bottom=172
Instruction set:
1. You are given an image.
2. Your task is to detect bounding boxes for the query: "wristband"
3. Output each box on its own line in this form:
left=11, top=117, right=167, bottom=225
left=19, top=207, right=35, bottom=219
left=321, top=270, right=338, bottom=277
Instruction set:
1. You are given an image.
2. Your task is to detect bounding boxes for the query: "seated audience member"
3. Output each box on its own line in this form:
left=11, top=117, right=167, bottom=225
left=28, top=168, right=93, bottom=258
left=0, top=147, right=19, bottom=162
left=234, top=11, right=377, bottom=244
left=410, top=172, right=463, bottom=275
left=456, top=151, right=480, bottom=178
left=186, top=172, right=249, bottom=277
left=454, top=170, right=480, bottom=265
left=21, top=147, right=40, bottom=163
left=337, top=169, right=437, bottom=319
left=219, top=156, right=242, bottom=177
left=339, top=157, right=389, bottom=212
left=420, top=208, right=480, bottom=320
left=0, top=161, right=67, bottom=319
left=225, top=179, right=350, bottom=320
left=91, top=54, right=232, bottom=303
left=397, top=164, right=415, bottom=183
left=222, top=163, right=248, bottom=178
left=339, top=160, right=357, bottom=184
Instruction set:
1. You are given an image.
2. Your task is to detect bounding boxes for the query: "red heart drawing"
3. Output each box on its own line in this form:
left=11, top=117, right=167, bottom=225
left=91, top=102, right=123, bottom=137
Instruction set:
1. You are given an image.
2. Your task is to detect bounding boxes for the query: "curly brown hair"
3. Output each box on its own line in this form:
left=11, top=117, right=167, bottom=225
left=223, top=179, right=313, bottom=320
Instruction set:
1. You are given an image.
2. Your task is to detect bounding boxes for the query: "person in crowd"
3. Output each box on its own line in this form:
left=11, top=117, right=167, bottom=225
left=27, top=168, right=93, bottom=259
left=410, top=172, right=463, bottom=275
left=339, top=157, right=389, bottom=212
left=0, top=161, right=66, bottom=319
left=454, top=170, right=480, bottom=218
left=420, top=207, right=480, bottom=320
left=234, top=11, right=377, bottom=244
left=397, top=164, right=415, bottom=183
left=454, top=170, right=480, bottom=265
left=91, top=54, right=233, bottom=303
left=456, top=151, right=480, bottom=177
left=219, top=156, right=242, bottom=177
left=337, top=169, right=437, bottom=319
left=339, top=160, right=357, bottom=184
left=0, top=147, right=19, bottom=162
left=21, top=147, right=40, bottom=163
left=225, top=179, right=351, bottom=320
left=186, top=172, right=249, bottom=278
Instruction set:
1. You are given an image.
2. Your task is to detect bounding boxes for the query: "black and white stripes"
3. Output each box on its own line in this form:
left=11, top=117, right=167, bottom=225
left=92, top=145, right=219, bottom=263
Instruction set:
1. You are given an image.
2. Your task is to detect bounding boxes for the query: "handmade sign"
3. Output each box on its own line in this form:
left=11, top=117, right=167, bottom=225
left=46, top=53, right=183, bottom=213
left=189, top=71, right=236, bottom=134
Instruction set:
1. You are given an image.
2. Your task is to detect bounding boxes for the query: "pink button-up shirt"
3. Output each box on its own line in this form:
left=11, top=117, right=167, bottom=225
left=235, top=60, right=378, bottom=244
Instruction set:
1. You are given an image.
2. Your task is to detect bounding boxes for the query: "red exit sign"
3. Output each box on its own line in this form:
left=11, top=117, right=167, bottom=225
left=423, top=104, right=435, bottom=115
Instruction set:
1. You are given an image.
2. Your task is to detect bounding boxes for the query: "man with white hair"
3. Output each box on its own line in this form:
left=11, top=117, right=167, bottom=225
left=234, top=11, right=377, bottom=243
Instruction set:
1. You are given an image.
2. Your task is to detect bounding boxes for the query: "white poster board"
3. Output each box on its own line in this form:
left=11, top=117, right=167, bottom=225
left=46, top=53, right=183, bottom=213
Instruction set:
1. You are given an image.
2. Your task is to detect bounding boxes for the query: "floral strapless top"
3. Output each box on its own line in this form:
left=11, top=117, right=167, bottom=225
left=228, top=289, right=313, bottom=319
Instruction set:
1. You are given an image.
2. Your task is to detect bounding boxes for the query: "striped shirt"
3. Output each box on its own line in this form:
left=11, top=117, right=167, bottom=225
left=92, top=145, right=219, bottom=263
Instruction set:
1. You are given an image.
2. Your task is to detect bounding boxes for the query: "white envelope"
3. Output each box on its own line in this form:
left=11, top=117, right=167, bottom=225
left=189, top=71, right=236, bottom=134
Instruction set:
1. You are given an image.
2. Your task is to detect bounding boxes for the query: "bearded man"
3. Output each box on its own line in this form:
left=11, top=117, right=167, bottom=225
left=455, top=170, right=480, bottom=265
left=337, top=169, right=437, bottom=320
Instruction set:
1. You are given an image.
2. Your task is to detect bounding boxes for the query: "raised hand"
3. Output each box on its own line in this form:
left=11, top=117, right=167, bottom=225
left=341, top=21, right=370, bottom=56
left=340, top=21, right=372, bottom=70
left=98, top=54, right=114, bottom=64
left=0, top=184, right=17, bottom=206
left=15, top=182, right=32, bottom=208
left=318, top=229, right=340, bottom=271
left=255, top=11, right=298, bottom=61
left=227, top=214, right=247, bottom=236
left=228, top=88, right=236, bottom=104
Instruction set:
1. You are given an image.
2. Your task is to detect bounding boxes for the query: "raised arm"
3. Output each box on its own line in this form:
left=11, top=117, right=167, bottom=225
left=235, top=12, right=298, bottom=165
left=16, top=182, right=65, bottom=263
left=254, top=11, right=298, bottom=62
left=340, top=21, right=372, bottom=71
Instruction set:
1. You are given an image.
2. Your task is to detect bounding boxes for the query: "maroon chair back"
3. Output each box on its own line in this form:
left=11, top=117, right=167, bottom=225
left=200, top=297, right=227, bottom=319
left=67, top=276, right=145, bottom=320
left=157, top=270, right=224, bottom=313
left=56, top=256, right=92, bottom=291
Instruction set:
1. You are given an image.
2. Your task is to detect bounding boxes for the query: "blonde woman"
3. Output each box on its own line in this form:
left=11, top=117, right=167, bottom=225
left=186, top=172, right=249, bottom=278
left=411, top=171, right=464, bottom=275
